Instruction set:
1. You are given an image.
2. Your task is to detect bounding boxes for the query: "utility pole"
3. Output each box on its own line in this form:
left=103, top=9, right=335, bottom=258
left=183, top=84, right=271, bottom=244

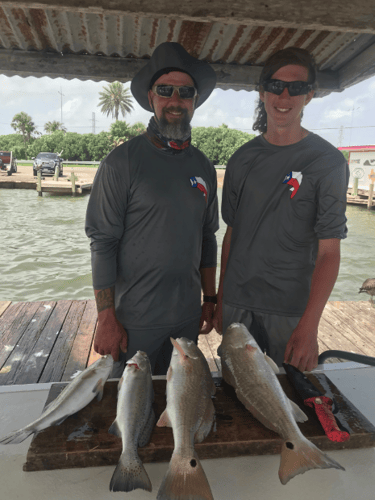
left=338, top=125, right=344, bottom=147
left=91, top=112, right=96, bottom=134
left=58, top=86, right=65, bottom=126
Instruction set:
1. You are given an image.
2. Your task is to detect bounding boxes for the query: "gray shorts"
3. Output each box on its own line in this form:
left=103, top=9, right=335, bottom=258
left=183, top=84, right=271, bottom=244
left=111, top=316, right=201, bottom=378
left=223, top=304, right=301, bottom=367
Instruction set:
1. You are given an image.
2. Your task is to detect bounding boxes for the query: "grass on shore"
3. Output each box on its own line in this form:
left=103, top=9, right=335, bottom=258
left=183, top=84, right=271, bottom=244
left=17, top=163, right=100, bottom=168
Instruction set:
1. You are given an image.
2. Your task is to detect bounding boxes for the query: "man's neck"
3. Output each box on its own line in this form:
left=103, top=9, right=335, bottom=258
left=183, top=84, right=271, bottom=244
left=263, top=124, right=309, bottom=146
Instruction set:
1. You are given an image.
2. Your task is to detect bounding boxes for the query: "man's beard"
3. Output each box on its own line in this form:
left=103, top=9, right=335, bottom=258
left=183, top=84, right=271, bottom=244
left=157, top=107, right=192, bottom=141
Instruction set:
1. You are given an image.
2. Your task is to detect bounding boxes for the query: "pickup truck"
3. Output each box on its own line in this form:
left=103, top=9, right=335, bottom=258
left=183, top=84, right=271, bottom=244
left=0, top=151, right=17, bottom=175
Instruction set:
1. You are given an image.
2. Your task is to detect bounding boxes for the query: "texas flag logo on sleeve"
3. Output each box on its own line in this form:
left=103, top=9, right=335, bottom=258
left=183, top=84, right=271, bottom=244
left=282, top=171, right=303, bottom=199
left=190, top=176, right=208, bottom=202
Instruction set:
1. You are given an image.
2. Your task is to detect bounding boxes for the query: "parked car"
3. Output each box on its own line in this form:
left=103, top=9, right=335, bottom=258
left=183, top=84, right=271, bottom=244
left=32, top=152, right=64, bottom=177
left=0, top=151, right=17, bottom=176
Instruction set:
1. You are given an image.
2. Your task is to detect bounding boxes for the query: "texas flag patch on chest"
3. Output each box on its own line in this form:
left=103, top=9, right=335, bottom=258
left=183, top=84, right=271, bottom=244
left=282, top=171, right=303, bottom=199
left=190, top=176, right=208, bottom=202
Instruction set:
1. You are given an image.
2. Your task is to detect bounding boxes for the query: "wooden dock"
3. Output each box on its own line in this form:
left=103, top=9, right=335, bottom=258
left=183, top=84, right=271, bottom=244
left=0, top=299, right=374, bottom=386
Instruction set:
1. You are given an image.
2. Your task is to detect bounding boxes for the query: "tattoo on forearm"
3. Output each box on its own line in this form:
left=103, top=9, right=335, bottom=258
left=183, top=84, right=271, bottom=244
left=96, top=287, right=115, bottom=313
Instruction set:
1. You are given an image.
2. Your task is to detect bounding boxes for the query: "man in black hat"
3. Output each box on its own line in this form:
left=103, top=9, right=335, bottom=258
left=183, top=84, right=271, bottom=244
left=214, top=47, right=349, bottom=372
left=85, top=42, right=219, bottom=376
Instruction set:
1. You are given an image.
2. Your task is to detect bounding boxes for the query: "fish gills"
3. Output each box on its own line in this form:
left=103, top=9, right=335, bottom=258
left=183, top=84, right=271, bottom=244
left=219, top=323, right=345, bottom=485
left=156, top=337, right=215, bottom=500
left=109, top=351, right=154, bottom=493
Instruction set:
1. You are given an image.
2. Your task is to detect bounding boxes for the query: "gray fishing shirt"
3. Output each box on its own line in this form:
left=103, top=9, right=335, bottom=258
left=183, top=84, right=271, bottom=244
left=222, top=133, right=349, bottom=317
left=85, top=134, right=219, bottom=329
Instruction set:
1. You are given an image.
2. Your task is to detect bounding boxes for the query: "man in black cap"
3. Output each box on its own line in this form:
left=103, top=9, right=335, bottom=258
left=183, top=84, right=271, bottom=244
left=85, top=42, right=219, bottom=376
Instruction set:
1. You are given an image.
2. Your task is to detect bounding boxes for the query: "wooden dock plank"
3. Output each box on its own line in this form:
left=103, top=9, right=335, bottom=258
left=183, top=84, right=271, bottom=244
left=323, top=303, right=375, bottom=356
left=0, top=301, right=40, bottom=373
left=14, top=300, right=72, bottom=385
left=39, top=301, right=87, bottom=383
left=0, top=301, right=56, bottom=385
left=87, top=322, right=101, bottom=368
left=61, top=300, right=98, bottom=382
left=204, top=330, right=222, bottom=371
left=197, top=335, right=220, bottom=373
left=317, top=314, right=363, bottom=354
left=0, top=301, right=11, bottom=317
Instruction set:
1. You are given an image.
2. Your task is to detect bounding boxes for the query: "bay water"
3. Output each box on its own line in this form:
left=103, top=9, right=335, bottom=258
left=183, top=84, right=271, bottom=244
left=0, top=189, right=374, bottom=303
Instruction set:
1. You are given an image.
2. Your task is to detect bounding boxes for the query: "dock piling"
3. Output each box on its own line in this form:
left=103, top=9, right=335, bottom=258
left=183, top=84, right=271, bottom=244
left=36, top=169, right=42, bottom=197
left=353, top=177, right=359, bottom=196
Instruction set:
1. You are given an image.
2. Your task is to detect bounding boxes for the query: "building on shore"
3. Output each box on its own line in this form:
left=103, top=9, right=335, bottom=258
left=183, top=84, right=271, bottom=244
left=338, top=146, right=375, bottom=191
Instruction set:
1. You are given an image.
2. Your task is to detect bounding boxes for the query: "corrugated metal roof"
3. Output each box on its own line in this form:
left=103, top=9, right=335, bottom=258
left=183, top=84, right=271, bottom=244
left=0, top=5, right=374, bottom=94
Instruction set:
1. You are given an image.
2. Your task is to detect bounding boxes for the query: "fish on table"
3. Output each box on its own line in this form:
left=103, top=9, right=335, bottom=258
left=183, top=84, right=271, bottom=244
left=218, top=323, right=345, bottom=485
left=108, top=350, right=155, bottom=493
left=0, top=354, right=114, bottom=445
left=156, top=337, right=216, bottom=500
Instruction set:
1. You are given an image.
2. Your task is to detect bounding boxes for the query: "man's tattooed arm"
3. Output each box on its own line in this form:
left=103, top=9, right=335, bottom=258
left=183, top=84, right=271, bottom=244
left=94, top=287, right=115, bottom=314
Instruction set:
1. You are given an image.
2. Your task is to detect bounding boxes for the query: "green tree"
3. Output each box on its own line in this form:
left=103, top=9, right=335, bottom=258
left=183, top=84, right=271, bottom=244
left=11, top=112, right=37, bottom=145
left=44, top=121, right=67, bottom=134
left=341, top=150, right=349, bottom=161
left=108, top=120, right=146, bottom=149
left=191, top=124, right=255, bottom=165
left=98, top=82, right=134, bottom=121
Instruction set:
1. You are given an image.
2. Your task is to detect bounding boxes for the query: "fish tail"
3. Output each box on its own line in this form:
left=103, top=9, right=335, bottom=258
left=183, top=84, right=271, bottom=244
left=157, top=450, right=213, bottom=500
left=109, top=451, right=152, bottom=492
left=0, top=428, right=33, bottom=445
left=279, top=435, right=345, bottom=485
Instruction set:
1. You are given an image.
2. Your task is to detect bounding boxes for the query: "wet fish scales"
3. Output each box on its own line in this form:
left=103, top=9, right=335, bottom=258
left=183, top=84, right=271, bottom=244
left=0, top=355, right=114, bottom=445
left=219, top=323, right=345, bottom=485
left=109, top=350, right=155, bottom=493
left=156, top=337, right=216, bottom=500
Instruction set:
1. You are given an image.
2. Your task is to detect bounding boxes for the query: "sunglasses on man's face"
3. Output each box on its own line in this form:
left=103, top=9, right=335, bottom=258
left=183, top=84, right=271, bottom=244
left=152, top=84, right=197, bottom=99
left=262, top=79, right=313, bottom=96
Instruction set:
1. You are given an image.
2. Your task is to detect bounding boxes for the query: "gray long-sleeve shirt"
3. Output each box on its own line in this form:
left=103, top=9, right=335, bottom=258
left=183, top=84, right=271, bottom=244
left=85, top=134, right=219, bottom=330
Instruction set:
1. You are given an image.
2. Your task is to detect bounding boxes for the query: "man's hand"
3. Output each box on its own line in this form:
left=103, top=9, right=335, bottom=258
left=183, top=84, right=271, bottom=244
left=199, top=302, right=215, bottom=335
left=284, top=321, right=319, bottom=372
left=94, top=311, right=128, bottom=362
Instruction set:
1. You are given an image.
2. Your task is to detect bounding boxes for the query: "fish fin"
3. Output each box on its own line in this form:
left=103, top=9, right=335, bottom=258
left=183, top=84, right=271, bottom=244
left=288, top=399, right=308, bottom=423
left=236, top=389, right=280, bottom=434
left=279, top=436, right=345, bottom=485
left=138, top=408, right=156, bottom=448
left=110, top=451, right=152, bottom=492
left=108, top=420, right=122, bottom=438
left=195, top=399, right=215, bottom=443
left=264, top=353, right=279, bottom=373
left=93, top=378, right=105, bottom=401
left=157, top=450, right=213, bottom=500
left=166, top=365, right=173, bottom=382
left=245, top=344, right=257, bottom=353
left=0, top=428, right=34, bottom=445
left=156, top=409, right=172, bottom=428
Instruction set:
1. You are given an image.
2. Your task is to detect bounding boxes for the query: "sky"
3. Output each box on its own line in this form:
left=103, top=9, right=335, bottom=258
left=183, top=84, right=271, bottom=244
left=1, top=72, right=375, bottom=148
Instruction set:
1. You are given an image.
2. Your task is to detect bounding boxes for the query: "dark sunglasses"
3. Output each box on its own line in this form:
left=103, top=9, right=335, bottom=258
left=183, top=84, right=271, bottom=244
left=262, top=79, right=313, bottom=96
left=152, top=84, right=197, bottom=99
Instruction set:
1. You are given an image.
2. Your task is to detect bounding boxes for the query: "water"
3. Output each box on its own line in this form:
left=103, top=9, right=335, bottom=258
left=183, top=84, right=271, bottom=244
left=0, top=189, right=374, bottom=303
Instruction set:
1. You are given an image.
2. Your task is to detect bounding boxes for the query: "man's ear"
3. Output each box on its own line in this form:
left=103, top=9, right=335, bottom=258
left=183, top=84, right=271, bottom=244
left=148, top=90, right=153, bottom=110
left=304, top=89, right=315, bottom=106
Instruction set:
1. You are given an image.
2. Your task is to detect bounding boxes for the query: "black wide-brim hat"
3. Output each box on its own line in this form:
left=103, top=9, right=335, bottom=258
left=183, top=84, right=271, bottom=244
left=131, top=42, right=217, bottom=112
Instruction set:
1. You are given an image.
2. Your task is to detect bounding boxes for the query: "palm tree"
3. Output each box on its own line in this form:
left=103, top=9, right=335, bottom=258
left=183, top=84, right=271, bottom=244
left=11, top=112, right=37, bottom=144
left=44, top=121, right=67, bottom=134
left=98, top=82, right=134, bottom=121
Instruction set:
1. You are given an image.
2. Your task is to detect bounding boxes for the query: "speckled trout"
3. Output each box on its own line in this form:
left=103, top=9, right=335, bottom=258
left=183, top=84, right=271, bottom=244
left=218, top=323, right=345, bottom=485
left=0, top=354, right=114, bottom=445
left=109, top=351, right=155, bottom=493
left=156, top=337, right=216, bottom=500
